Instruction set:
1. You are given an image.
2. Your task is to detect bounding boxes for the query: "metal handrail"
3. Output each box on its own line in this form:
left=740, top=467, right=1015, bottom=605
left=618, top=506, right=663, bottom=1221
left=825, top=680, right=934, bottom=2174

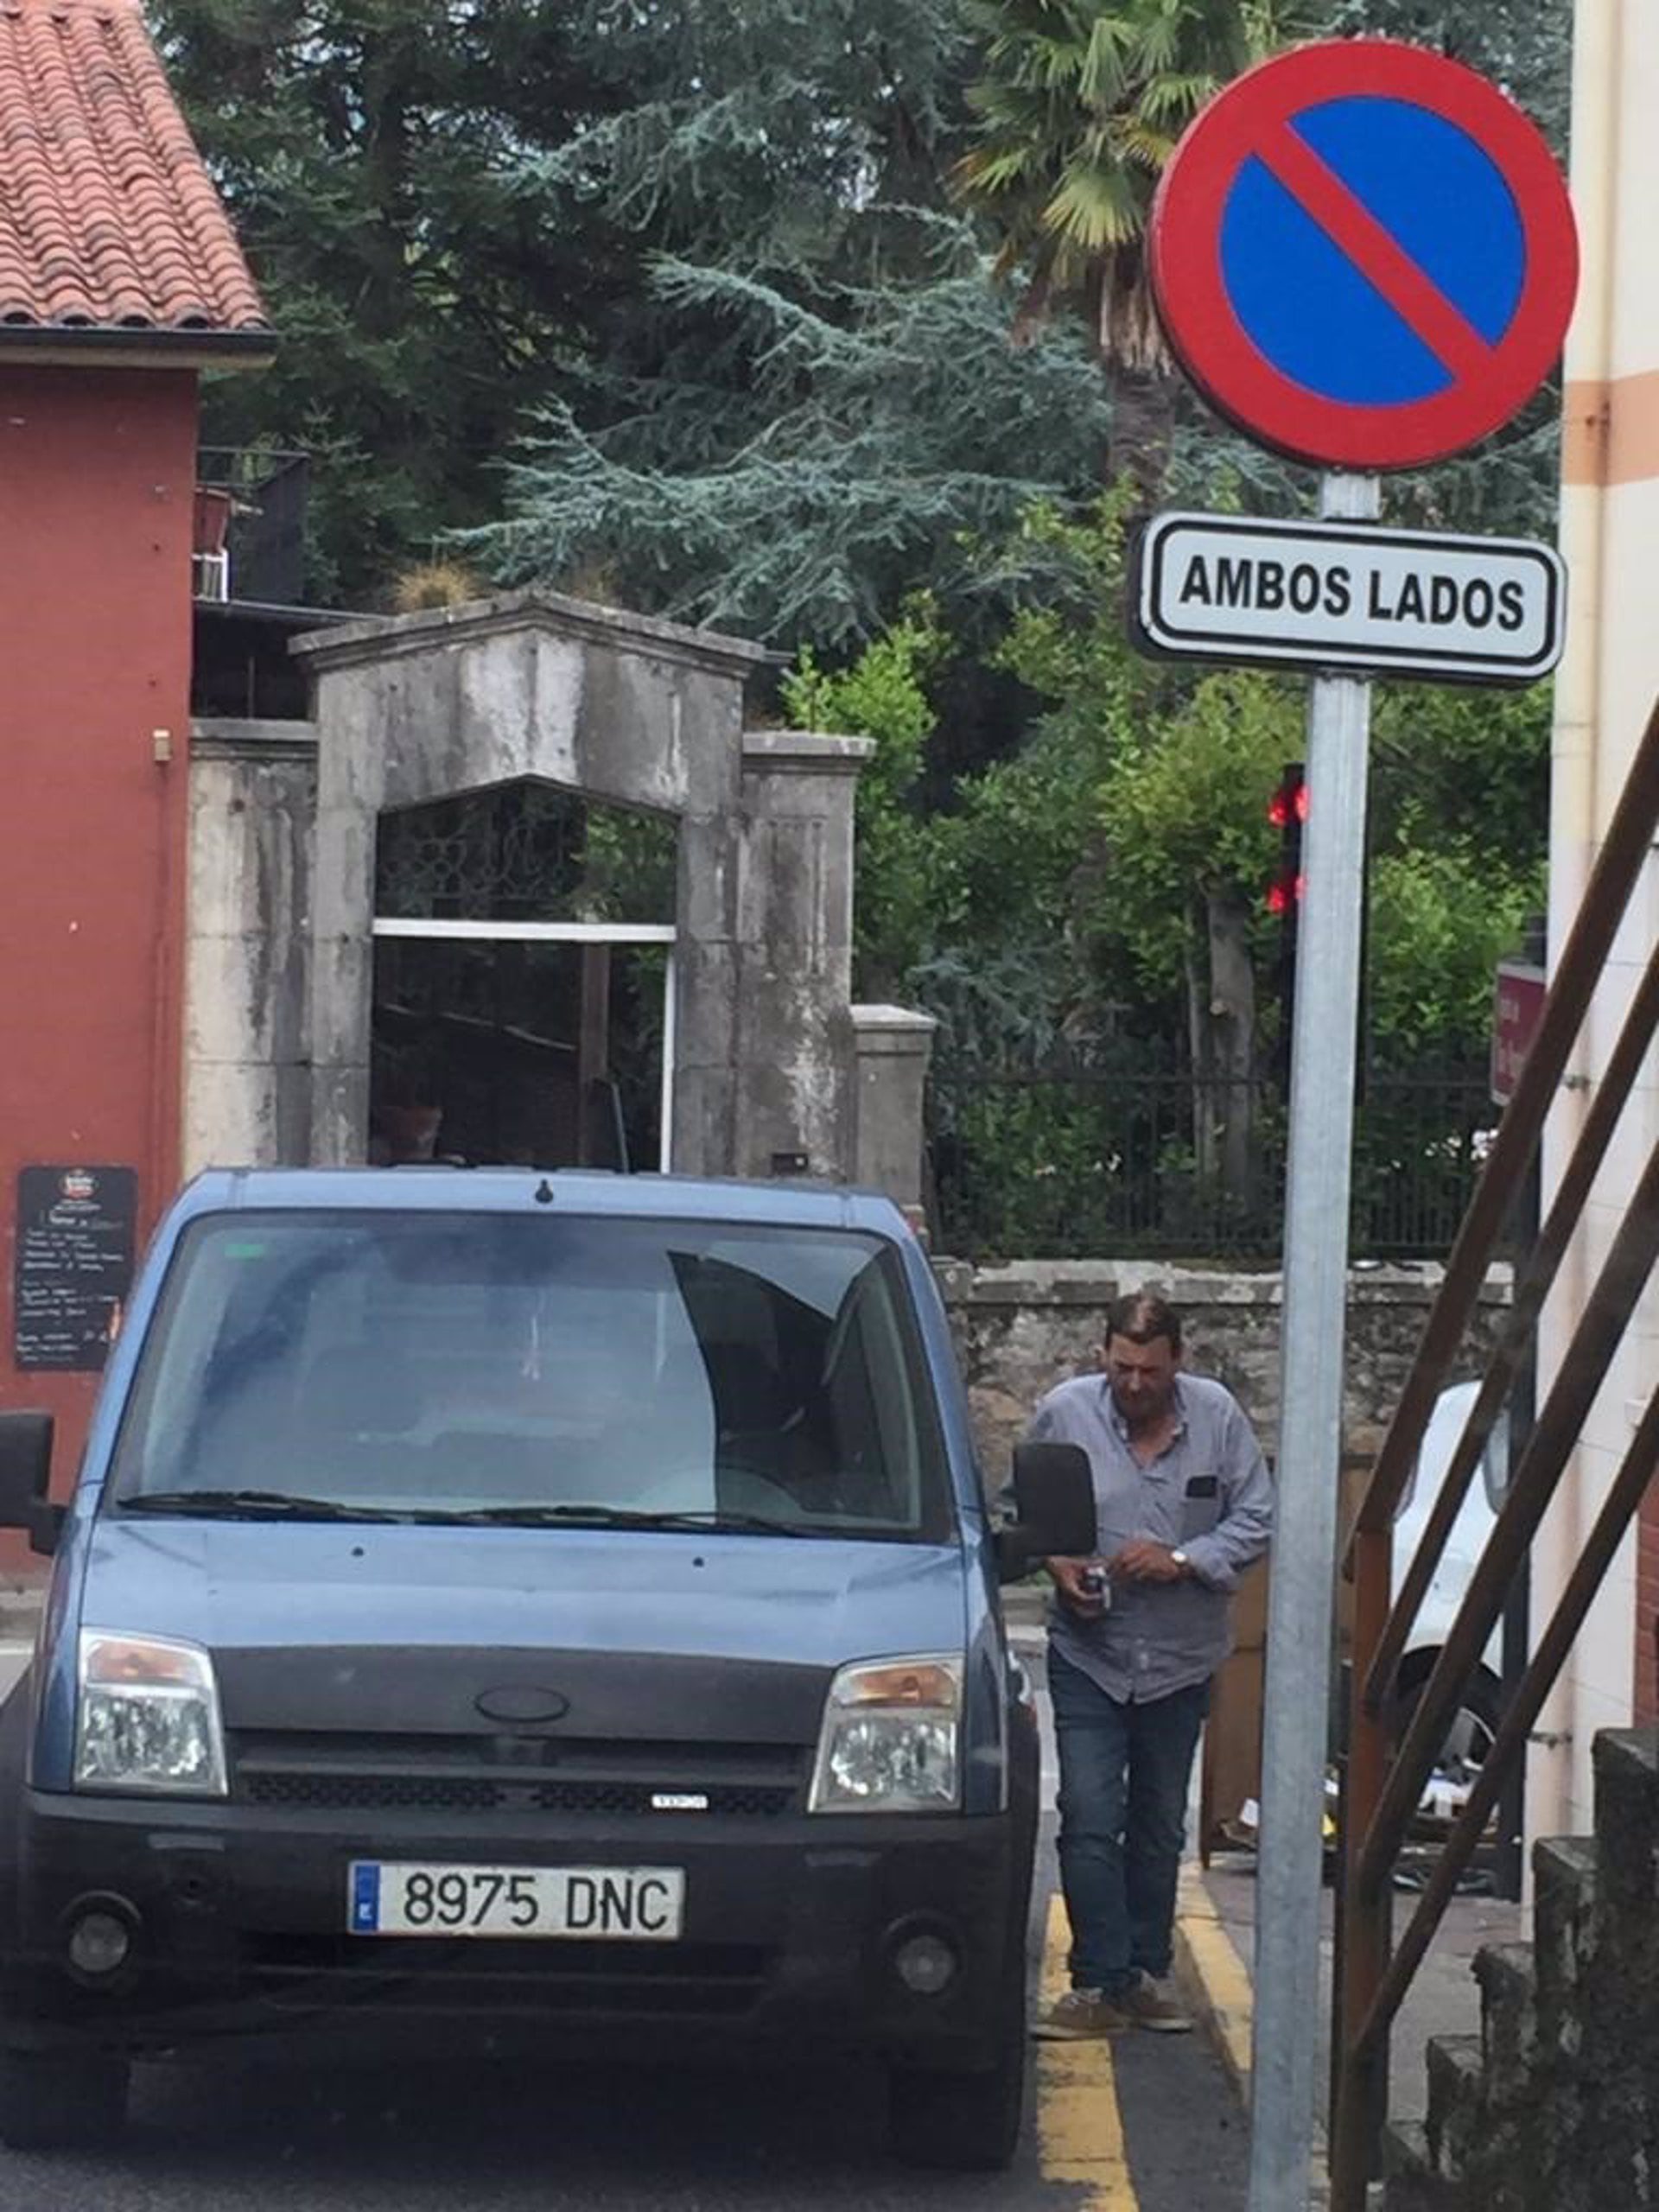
left=1359, top=1132, right=1659, bottom=1889
left=1345, top=692, right=1659, bottom=1557
left=1353, top=1382, right=1659, bottom=2063
left=1362, top=939, right=1659, bottom=1717
left=1328, top=691, right=1659, bottom=2212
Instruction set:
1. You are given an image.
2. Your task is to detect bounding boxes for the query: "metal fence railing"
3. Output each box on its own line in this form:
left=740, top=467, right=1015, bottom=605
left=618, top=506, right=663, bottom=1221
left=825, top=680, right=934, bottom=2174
left=1330, top=693, right=1659, bottom=2209
left=926, top=1052, right=1495, bottom=1262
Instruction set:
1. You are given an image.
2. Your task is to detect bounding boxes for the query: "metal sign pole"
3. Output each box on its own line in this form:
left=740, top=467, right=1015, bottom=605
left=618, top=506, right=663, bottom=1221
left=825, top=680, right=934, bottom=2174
left=1247, top=467, right=1379, bottom=2212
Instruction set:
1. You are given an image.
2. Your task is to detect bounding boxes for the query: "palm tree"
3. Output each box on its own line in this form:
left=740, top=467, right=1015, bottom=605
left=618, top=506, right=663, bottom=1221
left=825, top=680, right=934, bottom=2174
left=955, top=0, right=1304, bottom=498
left=957, top=1, right=1310, bottom=1216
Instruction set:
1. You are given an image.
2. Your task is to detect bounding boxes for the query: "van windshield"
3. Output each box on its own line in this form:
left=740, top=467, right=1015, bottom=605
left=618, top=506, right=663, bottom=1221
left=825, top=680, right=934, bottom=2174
left=105, top=1211, right=955, bottom=1542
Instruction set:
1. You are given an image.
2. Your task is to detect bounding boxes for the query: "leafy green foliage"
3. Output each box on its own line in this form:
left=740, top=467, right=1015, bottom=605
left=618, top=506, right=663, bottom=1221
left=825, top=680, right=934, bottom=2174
left=808, top=485, right=1548, bottom=1122
left=148, top=0, right=1565, bottom=1255
left=952, top=0, right=1312, bottom=508
left=575, top=809, right=681, bottom=930
left=149, top=0, right=630, bottom=603
left=781, top=610, right=950, bottom=991
left=156, top=0, right=1573, bottom=622
left=1367, top=849, right=1542, bottom=1049
left=1091, top=671, right=1298, bottom=994
left=1371, top=681, right=1551, bottom=864
left=1365, top=683, right=1550, bottom=1047
left=1316, top=0, right=1570, bottom=151
left=468, top=262, right=1114, bottom=646
left=956, top=0, right=1306, bottom=351
left=976, top=494, right=1296, bottom=1017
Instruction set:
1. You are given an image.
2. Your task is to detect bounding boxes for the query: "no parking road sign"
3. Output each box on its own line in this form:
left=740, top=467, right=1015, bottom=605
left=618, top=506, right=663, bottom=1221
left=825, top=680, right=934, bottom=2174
left=1147, top=51, right=1581, bottom=2212
left=1147, top=40, right=1579, bottom=468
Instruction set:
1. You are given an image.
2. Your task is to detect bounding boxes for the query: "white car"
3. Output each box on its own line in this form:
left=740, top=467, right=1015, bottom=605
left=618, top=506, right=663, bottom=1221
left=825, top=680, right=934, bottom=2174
left=1389, top=1378, right=1509, bottom=1815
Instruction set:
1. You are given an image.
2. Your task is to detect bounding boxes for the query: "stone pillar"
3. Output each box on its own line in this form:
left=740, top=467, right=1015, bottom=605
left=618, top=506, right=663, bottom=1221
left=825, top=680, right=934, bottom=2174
left=669, top=812, right=742, bottom=1178
left=849, top=1004, right=937, bottom=1213
left=734, top=732, right=874, bottom=1180
left=184, top=722, right=317, bottom=1171
left=304, top=670, right=389, bottom=1162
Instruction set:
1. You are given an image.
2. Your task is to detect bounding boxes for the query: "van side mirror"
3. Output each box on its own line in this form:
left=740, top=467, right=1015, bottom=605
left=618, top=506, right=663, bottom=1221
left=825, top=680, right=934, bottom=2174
left=995, top=1440, right=1097, bottom=1584
left=0, top=1411, right=62, bottom=1556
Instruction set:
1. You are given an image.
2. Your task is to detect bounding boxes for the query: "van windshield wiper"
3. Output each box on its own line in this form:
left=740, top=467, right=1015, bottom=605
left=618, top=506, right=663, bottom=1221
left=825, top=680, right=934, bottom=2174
left=117, top=1490, right=410, bottom=1522
left=431, top=1503, right=823, bottom=1537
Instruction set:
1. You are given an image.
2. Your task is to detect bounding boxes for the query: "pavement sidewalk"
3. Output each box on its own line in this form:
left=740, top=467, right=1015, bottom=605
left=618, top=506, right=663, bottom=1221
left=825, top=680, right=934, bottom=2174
left=1171, top=1815, right=1522, bottom=2199
left=1004, top=1580, right=1523, bottom=2187
left=0, top=1573, right=45, bottom=1647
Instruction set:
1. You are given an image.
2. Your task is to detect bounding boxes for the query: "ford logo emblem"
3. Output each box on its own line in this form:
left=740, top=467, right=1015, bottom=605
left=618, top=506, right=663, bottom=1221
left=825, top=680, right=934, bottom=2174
left=474, top=1686, right=569, bottom=1725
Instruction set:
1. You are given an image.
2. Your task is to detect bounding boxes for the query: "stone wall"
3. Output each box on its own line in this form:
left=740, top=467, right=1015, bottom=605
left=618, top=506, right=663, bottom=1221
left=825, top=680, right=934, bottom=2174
left=936, top=1257, right=1513, bottom=1485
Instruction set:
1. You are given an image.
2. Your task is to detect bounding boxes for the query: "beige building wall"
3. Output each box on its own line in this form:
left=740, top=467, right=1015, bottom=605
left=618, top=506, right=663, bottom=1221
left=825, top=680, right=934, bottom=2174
left=1531, top=0, right=1659, bottom=1840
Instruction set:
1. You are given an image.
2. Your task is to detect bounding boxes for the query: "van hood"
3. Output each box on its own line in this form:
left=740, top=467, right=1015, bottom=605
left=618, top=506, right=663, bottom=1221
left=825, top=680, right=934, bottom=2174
left=75, top=1518, right=970, bottom=1740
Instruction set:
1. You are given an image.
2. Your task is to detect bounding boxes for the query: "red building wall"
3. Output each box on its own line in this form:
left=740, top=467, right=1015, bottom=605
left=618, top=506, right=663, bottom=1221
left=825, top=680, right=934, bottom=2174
left=0, top=363, right=197, bottom=1510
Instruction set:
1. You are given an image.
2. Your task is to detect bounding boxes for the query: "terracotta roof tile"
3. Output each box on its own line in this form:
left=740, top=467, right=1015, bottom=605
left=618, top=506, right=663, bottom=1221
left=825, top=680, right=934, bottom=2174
left=0, top=0, right=268, bottom=343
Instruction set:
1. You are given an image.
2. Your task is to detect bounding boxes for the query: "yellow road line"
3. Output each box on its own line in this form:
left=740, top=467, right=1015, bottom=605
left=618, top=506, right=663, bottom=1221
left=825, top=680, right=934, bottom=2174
left=1173, top=1864, right=1254, bottom=2098
left=1034, top=1892, right=1138, bottom=2206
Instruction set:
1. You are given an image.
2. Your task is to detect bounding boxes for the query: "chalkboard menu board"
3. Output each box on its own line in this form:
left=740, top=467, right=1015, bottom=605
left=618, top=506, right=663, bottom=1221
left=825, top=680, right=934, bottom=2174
left=12, top=1166, right=138, bottom=1373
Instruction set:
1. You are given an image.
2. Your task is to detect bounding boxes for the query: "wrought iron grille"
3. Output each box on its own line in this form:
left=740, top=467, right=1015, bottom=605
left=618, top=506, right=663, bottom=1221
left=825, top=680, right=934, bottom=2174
left=926, top=1044, right=1495, bottom=1262
left=374, top=783, right=677, bottom=926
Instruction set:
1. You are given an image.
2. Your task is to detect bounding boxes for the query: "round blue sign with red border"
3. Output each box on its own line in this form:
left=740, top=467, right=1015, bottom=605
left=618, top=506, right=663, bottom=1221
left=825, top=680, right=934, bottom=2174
left=1148, top=40, right=1579, bottom=470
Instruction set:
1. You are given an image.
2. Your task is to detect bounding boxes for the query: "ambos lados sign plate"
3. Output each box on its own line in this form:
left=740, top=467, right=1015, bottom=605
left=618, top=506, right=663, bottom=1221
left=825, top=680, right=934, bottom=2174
left=1135, top=512, right=1566, bottom=684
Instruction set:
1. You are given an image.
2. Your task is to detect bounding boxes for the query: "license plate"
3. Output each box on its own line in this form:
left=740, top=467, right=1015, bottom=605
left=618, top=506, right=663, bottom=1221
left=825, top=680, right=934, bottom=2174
left=348, top=1862, right=685, bottom=1940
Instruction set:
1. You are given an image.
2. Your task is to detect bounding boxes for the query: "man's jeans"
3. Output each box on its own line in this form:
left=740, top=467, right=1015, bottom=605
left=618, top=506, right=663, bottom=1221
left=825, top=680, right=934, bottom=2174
left=1048, top=1652, right=1210, bottom=1996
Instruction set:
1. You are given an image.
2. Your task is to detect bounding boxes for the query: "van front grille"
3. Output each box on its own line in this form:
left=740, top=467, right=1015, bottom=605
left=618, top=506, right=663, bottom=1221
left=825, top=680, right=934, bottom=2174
left=238, top=1773, right=794, bottom=1818
left=230, top=1732, right=804, bottom=1821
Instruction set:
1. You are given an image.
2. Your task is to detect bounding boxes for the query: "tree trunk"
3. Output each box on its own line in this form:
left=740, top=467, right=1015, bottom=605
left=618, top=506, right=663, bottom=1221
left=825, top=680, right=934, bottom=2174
left=1185, top=889, right=1259, bottom=1221
left=1204, top=887, right=1259, bottom=1220
left=1104, top=360, right=1178, bottom=514
left=1184, top=938, right=1217, bottom=1190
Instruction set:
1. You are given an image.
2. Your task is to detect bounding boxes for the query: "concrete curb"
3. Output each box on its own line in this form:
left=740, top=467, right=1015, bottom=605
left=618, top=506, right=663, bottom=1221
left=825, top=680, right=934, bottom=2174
left=1001, top=1579, right=1049, bottom=1627
left=1173, top=1862, right=1255, bottom=2099
left=0, top=1585, right=44, bottom=1644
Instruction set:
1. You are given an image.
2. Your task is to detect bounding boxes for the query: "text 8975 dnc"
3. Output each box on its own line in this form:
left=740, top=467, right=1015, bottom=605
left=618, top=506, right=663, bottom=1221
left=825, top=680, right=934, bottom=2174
left=1135, top=512, right=1567, bottom=686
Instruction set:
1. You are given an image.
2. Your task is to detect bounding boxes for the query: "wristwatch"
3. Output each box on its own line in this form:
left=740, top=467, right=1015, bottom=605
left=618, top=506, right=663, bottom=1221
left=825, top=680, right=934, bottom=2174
left=1170, top=1548, right=1191, bottom=1575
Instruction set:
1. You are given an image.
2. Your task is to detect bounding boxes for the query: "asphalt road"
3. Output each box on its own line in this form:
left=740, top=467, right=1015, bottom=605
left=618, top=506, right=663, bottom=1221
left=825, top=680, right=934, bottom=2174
left=0, top=2027, right=1249, bottom=2212
left=0, top=1638, right=1251, bottom=2211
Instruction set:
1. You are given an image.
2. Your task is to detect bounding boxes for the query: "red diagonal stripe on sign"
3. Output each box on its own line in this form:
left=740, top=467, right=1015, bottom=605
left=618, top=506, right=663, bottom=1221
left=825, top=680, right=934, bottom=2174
left=1257, top=118, right=1497, bottom=385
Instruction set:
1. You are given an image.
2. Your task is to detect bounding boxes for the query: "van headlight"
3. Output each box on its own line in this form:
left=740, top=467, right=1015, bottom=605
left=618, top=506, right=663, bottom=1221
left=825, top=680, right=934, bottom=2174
left=74, top=1632, right=228, bottom=1797
left=808, top=1655, right=961, bottom=1813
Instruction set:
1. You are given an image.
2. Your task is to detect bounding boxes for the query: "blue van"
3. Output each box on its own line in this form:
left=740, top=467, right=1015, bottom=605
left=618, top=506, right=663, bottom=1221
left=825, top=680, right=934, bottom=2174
left=0, top=1170, right=1091, bottom=2167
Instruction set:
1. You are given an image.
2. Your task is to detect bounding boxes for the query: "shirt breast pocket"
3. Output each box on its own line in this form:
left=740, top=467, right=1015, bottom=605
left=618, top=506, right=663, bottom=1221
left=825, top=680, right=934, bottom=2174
left=1180, top=1474, right=1222, bottom=1541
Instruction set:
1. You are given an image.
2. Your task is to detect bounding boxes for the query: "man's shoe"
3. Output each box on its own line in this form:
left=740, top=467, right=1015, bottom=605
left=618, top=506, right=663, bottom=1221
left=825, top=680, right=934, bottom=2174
left=1030, top=1987, right=1129, bottom=2040
left=1118, top=1974, right=1194, bottom=2033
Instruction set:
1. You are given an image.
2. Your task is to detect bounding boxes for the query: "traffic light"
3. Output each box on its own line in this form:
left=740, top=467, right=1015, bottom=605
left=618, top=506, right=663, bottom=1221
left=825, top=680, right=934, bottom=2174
left=1266, top=761, right=1306, bottom=916
left=1267, top=762, right=1306, bottom=1079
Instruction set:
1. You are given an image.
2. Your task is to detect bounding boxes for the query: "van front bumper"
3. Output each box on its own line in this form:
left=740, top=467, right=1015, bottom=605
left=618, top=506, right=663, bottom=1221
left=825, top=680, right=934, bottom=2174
left=2, top=1788, right=1034, bottom=2069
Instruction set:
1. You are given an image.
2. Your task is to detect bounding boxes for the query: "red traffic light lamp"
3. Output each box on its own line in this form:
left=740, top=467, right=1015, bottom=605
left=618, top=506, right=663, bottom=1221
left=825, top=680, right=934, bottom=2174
left=1266, top=763, right=1306, bottom=914
left=1267, top=768, right=1308, bottom=830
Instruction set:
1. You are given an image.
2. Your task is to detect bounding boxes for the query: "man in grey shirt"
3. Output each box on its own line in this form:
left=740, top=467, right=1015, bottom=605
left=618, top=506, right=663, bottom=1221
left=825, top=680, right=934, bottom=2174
left=1030, top=1290, right=1274, bottom=2038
